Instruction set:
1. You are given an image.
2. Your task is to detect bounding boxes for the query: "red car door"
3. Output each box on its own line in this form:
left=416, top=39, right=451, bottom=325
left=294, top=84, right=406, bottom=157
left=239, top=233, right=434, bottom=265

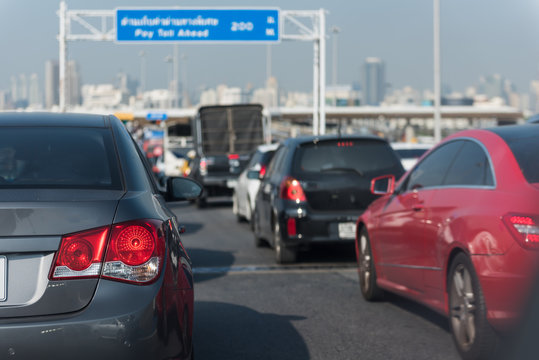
left=374, top=141, right=464, bottom=296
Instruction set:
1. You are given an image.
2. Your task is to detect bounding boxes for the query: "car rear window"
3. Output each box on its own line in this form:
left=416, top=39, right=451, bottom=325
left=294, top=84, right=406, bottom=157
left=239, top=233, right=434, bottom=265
left=294, top=139, right=403, bottom=176
left=0, top=127, right=122, bottom=189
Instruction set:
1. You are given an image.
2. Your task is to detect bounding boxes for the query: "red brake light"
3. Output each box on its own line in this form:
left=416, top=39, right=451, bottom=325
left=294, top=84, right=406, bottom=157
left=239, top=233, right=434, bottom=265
left=280, top=177, right=306, bottom=202
left=50, top=219, right=166, bottom=284
left=103, top=219, right=165, bottom=284
left=115, top=225, right=155, bottom=266
left=228, top=153, right=240, bottom=160
left=259, top=164, right=267, bottom=179
left=503, top=214, right=539, bottom=250
left=50, top=226, right=110, bottom=280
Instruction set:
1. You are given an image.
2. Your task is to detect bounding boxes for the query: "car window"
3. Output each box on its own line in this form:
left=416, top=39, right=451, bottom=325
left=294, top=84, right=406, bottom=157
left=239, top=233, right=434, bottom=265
left=443, top=140, right=494, bottom=187
left=266, top=146, right=286, bottom=182
left=500, top=133, right=539, bottom=184
left=405, top=141, right=463, bottom=191
left=247, top=151, right=263, bottom=169
left=0, top=127, right=121, bottom=189
left=293, top=139, right=402, bottom=175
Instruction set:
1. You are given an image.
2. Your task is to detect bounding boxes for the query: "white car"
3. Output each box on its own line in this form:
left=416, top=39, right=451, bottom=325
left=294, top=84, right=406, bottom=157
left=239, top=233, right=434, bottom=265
left=232, top=143, right=279, bottom=223
left=390, top=142, right=433, bottom=171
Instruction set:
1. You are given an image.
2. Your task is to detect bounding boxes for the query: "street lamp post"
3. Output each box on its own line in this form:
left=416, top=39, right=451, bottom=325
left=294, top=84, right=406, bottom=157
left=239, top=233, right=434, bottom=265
left=164, top=55, right=173, bottom=108
left=433, top=0, right=442, bottom=143
left=331, top=26, right=340, bottom=107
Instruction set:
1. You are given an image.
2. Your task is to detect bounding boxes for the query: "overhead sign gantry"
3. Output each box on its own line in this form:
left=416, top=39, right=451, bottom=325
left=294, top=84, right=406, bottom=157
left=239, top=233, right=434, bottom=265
left=57, top=2, right=327, bottom=135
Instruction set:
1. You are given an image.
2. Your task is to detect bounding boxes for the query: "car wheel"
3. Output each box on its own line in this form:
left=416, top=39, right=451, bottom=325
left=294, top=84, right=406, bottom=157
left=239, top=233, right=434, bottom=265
left=274, top=219, right=296, bottom=264
left=252, top=206, right=265, bottom=248
left=448, top=253, right=498, bottom=360
left=357, top=228, right=384, bottom=301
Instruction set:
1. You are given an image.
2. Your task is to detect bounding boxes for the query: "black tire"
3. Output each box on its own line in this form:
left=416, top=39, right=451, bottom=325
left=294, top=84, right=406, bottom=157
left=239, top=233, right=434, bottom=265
left=252, top=206, right=265, bottom=248
left=357, top=228, right=384, bottom=301
left=448, top=253, right=498, bottom=360
left=274, top=219, right=296, bottom=264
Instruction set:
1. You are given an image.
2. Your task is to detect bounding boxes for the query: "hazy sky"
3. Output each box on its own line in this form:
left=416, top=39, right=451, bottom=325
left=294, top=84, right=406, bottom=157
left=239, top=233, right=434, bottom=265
left=1, top=0, right=538, bottom=95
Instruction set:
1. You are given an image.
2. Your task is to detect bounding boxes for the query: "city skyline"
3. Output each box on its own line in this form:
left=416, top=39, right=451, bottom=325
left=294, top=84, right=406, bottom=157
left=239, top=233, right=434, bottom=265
left=0, top=0, right=538, bottom=96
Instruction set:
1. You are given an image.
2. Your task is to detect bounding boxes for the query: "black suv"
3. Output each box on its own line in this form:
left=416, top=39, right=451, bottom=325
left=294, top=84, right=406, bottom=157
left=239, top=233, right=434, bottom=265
left=252, top=135, right=404, bottom=263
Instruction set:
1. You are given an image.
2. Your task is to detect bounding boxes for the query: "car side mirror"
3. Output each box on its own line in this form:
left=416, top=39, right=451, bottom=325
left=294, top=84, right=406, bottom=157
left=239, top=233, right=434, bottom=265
left=247, top=170, right=260, bottom=179
left=370, top=175, right=395, bottom=195
left=166, top=177, right=203, bottom=201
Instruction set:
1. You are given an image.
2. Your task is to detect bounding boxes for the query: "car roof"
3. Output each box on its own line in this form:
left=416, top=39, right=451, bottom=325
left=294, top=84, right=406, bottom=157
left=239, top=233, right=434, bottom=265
left=0, top=112, right=110, bottom=128
left=486, top=124, right=539, bottom=141
left=283, top=134, right=386, bottom=147
left=256, top=143, right=280, bottom=152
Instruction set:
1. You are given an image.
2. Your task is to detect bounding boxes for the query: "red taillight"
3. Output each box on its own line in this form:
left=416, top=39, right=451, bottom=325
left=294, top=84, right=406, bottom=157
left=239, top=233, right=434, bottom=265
left=503, top=214, right=539, bottom=250
left=287, top=218, right=297, bottom=236
left=50, top=226, right=110, bottom=280
left=115, top=225, right=155, bottom=266
left=228, top=153, right=239, bottom=160
left=280, top=177, right=306, bottom=202
left=103, top=219, right=165, bottom=284
left=50, top=219, right=166, bottom=284
left=259, top=164, right=267, bottom=179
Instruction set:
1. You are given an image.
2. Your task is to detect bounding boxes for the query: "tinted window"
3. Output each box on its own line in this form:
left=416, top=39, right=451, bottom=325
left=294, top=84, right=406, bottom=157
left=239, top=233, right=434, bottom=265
left=443, top=141, right=494, bottom=187
left=266, top=146, right=286, bottom=181
left=294, top=140, right=402, bottom=175
left=406, top=141, right=463, bottom=191
left=247, top=151, right=264, bottom=168
left=394, top=149, right=429, bottom=159
left=0, top=127, right=121, bottom=189
left=499, top=133, right=539, bottom=183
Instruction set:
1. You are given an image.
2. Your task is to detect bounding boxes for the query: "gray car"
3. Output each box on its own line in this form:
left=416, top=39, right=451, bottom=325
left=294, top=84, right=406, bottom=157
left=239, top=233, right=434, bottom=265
left=0, top=112, right=201, bottom=359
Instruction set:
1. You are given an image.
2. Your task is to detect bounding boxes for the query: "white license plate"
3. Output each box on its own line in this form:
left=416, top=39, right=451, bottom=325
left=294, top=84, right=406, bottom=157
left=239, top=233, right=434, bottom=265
left=338, top=222, right=357, bottom=239
left=226, top=180, right=238, bottom=189
left=0, top=256, right=5, bottom=301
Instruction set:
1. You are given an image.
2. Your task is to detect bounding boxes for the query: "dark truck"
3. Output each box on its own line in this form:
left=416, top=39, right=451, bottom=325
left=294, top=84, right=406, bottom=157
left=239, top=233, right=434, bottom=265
left=189, top=104, right=268, bottom=207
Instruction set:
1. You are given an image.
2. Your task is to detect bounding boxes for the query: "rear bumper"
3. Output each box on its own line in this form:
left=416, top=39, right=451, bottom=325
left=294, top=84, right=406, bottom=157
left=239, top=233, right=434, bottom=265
left=279, top=205, right=362, bottom=247
left=0, top=279, right=193, bottom=360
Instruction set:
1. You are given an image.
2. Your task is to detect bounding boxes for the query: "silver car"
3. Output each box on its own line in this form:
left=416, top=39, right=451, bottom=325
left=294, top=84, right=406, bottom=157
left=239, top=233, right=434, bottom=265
left=0, top=112, right=201, bottom=359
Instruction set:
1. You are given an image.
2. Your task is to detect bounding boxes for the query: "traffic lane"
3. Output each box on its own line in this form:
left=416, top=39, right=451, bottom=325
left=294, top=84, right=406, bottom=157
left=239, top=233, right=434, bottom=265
left=169, top=201, right=357, bottom=269
left=194, top=269, right=460, bottom=360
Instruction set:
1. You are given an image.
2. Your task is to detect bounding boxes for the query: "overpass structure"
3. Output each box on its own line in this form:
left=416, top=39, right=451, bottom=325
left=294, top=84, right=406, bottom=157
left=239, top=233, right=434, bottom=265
left=104, top=104, right=522, bottom=127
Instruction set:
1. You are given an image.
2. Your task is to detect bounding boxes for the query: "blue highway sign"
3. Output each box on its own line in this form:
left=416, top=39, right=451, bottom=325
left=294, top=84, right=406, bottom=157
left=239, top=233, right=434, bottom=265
left=146, top=112, right=168, bottom=121
left=116, top=8, right=280, bottom=42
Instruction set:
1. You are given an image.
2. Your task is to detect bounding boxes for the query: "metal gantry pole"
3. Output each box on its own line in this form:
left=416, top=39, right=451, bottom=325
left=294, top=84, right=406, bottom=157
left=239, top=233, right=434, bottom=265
left=433, top=0, right=442, bottom=143
left=58, top=1, right=67, bottom=112
left=313, top=37, right=320, bottom=136
left=319, top=8, right=326, bottom=135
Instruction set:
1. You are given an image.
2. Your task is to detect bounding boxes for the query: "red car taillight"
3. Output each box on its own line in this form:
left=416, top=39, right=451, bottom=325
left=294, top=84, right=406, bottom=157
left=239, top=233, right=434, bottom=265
left=259, top=164, right=267, bottom=179
left=50, top=226, right=110, bottom=279
left=503, top=214, right=539, bottom=250
left=280, top=177, right=306, bottom=202
left=50, top=219, right=166, bottom=284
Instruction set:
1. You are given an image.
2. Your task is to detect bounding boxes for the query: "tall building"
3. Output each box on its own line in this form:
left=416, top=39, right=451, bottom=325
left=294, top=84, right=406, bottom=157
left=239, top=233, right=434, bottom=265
left=45, top=60, right=59, bottom=109
left=362, top=57, right=386, bottom=106
left=66, top=60, right=82, bottom=107
left=28, top=73, right=42, bottom=107
left=478, top=74, right=508, bottom=104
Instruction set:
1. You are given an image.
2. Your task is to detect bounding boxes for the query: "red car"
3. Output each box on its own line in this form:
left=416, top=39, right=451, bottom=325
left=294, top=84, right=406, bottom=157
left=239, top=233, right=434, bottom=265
left=356, top=124, right=539, bottom=360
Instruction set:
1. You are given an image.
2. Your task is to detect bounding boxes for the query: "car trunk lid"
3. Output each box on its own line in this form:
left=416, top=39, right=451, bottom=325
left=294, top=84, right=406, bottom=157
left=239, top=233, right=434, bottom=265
left=0, top=189, right=122, bottom=318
